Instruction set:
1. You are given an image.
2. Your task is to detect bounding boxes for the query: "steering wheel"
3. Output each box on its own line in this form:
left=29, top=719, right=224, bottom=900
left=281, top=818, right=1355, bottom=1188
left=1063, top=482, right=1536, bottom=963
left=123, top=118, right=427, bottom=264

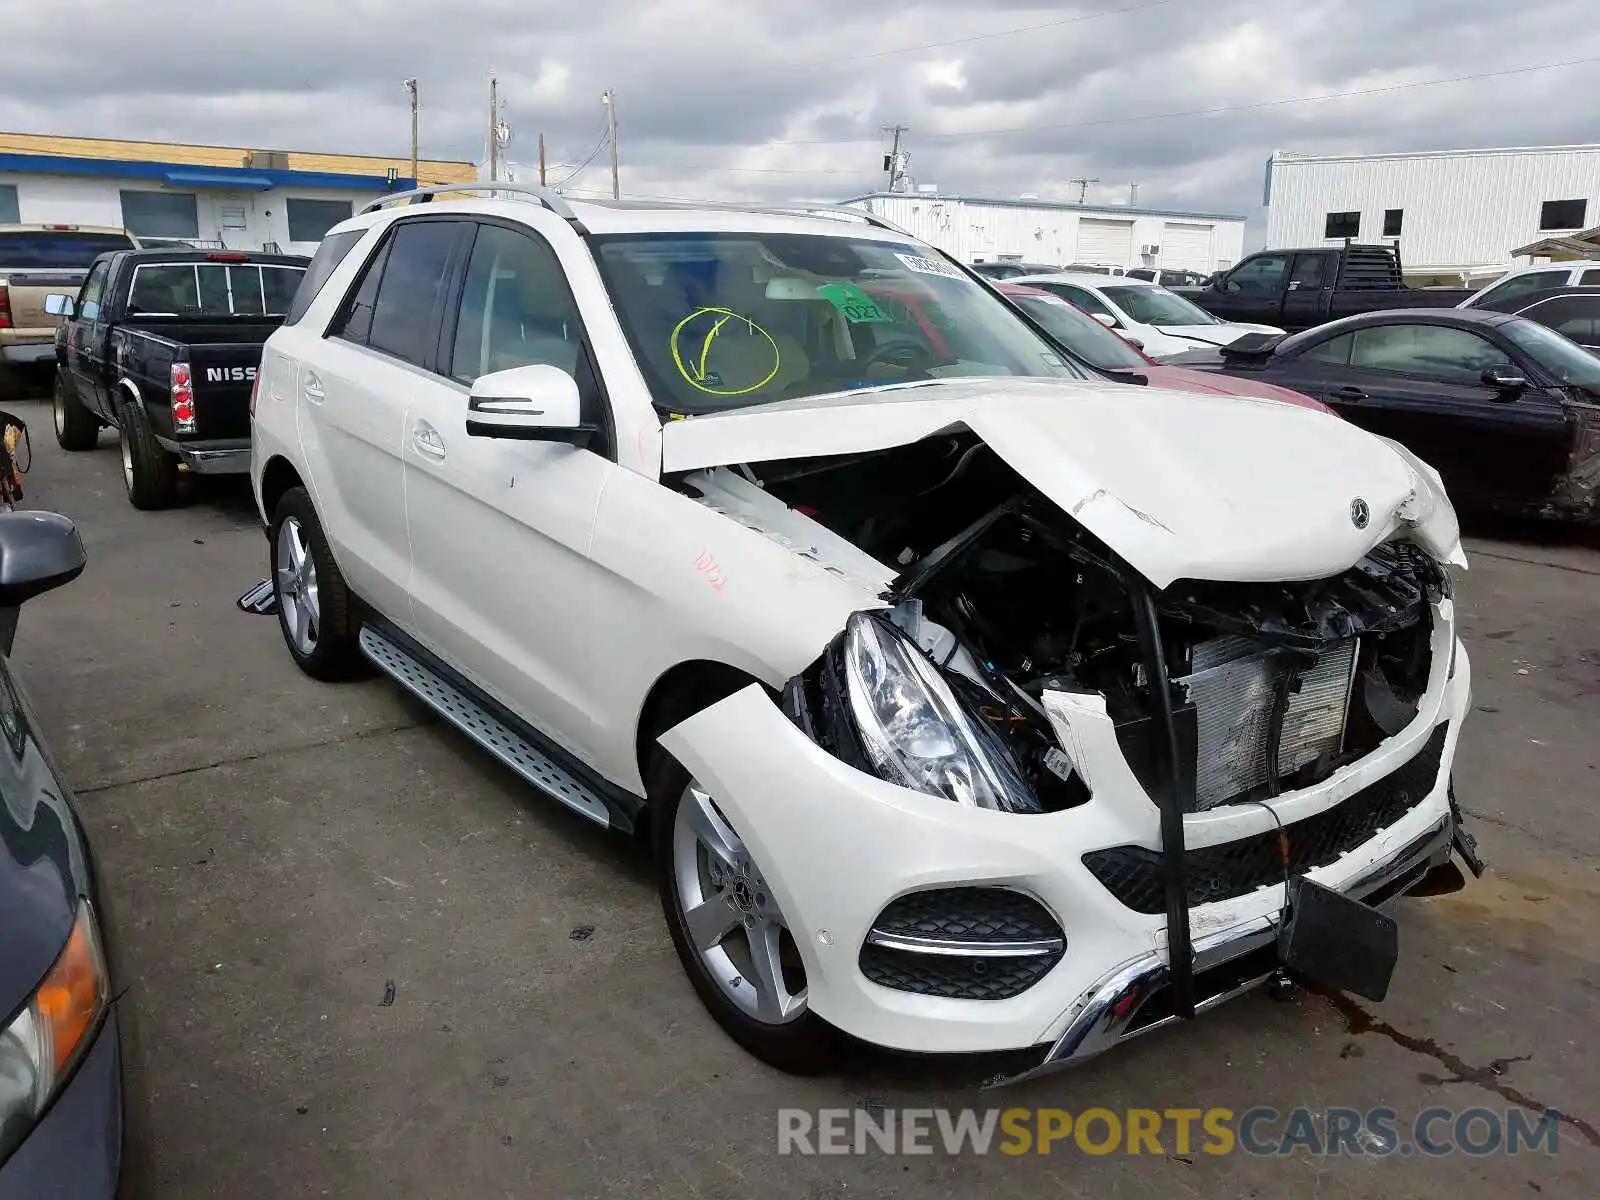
left=859, top=339, right=936, bottom=378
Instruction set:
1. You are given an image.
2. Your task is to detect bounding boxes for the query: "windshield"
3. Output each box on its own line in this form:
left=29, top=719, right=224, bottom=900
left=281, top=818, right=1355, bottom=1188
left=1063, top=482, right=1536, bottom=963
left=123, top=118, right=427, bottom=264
left=1501, top=317, right=1600, bottom=387
left=589, top=232, right=1085, bottom=413
left=1103, top=284, right=1219, bottom=327
left=0, top=231, right=135, bottom=269
left=128, top=262, right=306, bottom=317
left=1012, top=294, right=1147, bottom=370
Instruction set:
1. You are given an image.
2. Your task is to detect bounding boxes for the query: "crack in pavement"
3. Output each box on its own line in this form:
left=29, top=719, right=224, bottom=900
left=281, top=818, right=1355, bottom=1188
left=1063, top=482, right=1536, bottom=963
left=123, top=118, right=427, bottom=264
left=74, top=720, right=426, bottom=795
left=1319, top=988, right=1600, bottom=1149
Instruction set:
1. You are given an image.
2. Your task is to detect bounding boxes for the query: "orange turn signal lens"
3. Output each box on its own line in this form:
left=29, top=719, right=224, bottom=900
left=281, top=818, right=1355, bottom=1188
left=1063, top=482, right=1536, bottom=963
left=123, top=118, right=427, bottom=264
left=35, top=903, right=109, bottom=1072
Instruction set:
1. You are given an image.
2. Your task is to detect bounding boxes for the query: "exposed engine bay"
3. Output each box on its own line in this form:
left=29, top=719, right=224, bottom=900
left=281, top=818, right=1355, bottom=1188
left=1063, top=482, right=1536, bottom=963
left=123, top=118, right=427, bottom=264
left=675, top=432, right=1448, bottom=815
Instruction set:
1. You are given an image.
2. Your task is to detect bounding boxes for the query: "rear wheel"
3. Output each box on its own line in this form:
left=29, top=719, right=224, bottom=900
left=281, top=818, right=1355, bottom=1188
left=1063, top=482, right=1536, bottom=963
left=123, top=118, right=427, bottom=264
left=52, top=371, right=99, bottom=451
left=269, top=486, right=363, bottom=680
left=649, top=745, right=840, bottom=1073
left=116, top=400, right=179, bottom=509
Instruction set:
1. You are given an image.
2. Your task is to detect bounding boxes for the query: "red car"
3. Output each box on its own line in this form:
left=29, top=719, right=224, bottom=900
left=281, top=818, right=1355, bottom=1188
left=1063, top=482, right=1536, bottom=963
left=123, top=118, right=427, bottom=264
left=994, top=282, right=1334, bottom=413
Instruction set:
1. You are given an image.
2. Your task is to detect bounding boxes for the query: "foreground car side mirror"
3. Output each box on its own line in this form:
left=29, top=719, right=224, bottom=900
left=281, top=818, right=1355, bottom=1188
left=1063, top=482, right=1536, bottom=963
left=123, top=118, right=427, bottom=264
left=465, top=364, right=596, bottom=447
left=0, top=513, right=87, bottom=654
left=43, top=293, right=76, bottom=317
left=1481, top=365, right=1527, bottom=397
left=1091, top=312, right=1119, bottom=328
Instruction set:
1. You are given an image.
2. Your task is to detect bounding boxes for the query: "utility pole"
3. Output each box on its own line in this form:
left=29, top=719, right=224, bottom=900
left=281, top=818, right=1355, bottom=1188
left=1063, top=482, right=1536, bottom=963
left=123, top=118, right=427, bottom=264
left=602, top=89, right=620, bottom=198
left=881, top=124, right=910, bottom=192
left=487, top=76, right=499, bottom=182
left=1127, top=181, right=1140, bottom=205
left=1069, top=176, right=1100, bottom=204
left=404, top=78, right=419, bottom=185
left=538, top=133, right=546, bottom=186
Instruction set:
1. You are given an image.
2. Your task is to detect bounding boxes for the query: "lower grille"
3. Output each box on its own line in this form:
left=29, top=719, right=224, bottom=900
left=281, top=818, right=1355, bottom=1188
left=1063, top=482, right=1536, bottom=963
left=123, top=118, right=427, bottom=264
left=1179, top=635, right=1359, bottom=810
left=1083, top=723, right=1449, bottom=914
left=859, top=887, right=1065, bottom=1001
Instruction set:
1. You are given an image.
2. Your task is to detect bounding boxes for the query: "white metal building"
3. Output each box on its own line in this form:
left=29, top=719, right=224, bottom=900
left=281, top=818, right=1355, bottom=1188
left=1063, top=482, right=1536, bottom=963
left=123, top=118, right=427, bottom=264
left=1264, top=144, right=1600, bottom=284
left=840, top=191, right=1246, bottom=273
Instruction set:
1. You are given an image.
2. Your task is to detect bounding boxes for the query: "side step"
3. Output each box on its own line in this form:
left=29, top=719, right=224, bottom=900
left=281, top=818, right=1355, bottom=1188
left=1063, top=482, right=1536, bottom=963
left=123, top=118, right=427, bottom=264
left=358, top=625, right=611, bottom=828
left=237, top=578, right=278, bottom=615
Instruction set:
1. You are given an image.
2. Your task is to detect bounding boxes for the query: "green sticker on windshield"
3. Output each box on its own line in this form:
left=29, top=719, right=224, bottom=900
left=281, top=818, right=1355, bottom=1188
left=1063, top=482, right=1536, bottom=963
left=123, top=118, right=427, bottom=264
left=817, top=282, right=890, bottom=324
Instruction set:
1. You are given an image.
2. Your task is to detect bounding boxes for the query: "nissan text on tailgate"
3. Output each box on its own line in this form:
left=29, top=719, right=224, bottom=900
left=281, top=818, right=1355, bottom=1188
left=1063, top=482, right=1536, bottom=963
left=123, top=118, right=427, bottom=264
left=0, top=224, right=138, bottom=394
left=47, top=248, right=308, bottom=509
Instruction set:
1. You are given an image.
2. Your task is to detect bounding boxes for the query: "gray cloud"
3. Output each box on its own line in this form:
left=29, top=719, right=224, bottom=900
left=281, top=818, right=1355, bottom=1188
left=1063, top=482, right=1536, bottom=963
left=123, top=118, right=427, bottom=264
left=3, top=0, right=1598, bottom=226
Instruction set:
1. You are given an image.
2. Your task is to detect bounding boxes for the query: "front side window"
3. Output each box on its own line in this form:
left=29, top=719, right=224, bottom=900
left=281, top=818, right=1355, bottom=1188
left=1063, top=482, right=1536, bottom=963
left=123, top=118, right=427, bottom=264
left=119, top=190, right=199, bottom=240
left=1475, top=270, right=1569, bottom=307
left=449, top=224, right=584, bottom=384
left=1225, top=253, right=1290, bottom=297
left=1501, top=317, right=1600, bottom=386
left=1102, top=284, right=1218, bottom=327
left=590, top=233, right=1082, bottom=413
left=78, top=260, right=110, bottom=320
left=1348, top=324, right=1512, bottom=384
left=364, top=221, right=460, bottom=368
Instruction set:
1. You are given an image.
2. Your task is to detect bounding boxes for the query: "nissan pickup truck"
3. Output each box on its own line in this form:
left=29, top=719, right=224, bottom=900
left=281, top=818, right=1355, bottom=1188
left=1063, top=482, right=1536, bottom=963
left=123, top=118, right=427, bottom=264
left=47, top=247, right=307, bottom=509
left=0, top=224, right=139, bottom=396
left=1176, top=242, right=1475, bottom=333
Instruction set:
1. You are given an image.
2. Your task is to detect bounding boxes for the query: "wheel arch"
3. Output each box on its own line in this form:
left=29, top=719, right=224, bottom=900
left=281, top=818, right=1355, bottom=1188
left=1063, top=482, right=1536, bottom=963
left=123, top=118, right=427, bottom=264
left=259, top=455, right=306, bottom=524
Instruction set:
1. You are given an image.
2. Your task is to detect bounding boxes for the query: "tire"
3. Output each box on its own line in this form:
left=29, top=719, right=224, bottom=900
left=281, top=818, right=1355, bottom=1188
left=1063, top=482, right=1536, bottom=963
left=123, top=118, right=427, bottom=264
left=269, top=486, right=363, bottom=681
left=649, top=743, right=842, bottom=1073
left=52, top=370, right=100, bottom=451
left=115, top=399, right=179, bottom=510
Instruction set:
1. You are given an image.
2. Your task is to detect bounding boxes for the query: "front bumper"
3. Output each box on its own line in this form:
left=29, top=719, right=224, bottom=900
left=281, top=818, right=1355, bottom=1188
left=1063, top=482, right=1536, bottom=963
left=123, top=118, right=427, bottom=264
left=0, top=1009, right=122, bottom=1199
left=662, top=599, right=1471, bottom=1062
left=155, top=436, right=250, bottom=475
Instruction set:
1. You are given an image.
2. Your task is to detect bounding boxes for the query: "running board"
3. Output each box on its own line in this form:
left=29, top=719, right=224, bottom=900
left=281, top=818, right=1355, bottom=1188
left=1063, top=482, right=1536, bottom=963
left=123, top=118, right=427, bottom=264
left=236, top=578, right=278, bottom=615
left=358, top=625, right=611, bottom=828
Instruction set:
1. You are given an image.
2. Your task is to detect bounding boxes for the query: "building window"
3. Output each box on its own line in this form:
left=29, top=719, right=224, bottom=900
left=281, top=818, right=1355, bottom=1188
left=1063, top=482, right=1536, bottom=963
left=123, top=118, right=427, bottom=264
left=1383, top=209, right=1404, bottom=237
left=1540, top=199, right=1587, bottom=231
left=0, top=184, right=18, bottom=224
left=1324, top=211, right=1360, bottom=239
left=286, top=198, right=354, bottom=244
left=120, top=190, right=199, bottom=239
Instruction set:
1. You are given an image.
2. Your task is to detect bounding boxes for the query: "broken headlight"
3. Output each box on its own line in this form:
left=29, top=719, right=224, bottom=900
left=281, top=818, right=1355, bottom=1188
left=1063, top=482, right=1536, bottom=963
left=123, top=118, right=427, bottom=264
left=839, top=612, right=1041, bottom=813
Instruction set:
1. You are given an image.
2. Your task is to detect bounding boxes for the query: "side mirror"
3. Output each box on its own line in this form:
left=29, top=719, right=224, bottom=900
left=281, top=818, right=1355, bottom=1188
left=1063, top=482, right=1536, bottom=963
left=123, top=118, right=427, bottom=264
left=1091, top=312, right=1118, bottom=328
left=465, top=364, right=595, bottom=446
left=0, top=512, right=87, bottom=651
left=43, top=294, right=75, bottom=317
left=1481, top=365, right=1527, bottom=396
left=1124, top=336, right=1146, bottom=351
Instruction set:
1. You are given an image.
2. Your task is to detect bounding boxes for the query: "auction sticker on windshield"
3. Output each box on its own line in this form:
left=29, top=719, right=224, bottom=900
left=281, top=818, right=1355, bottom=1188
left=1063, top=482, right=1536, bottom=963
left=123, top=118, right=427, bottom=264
left=817, top=282, right=890, bottom=323
left=895, top=252, right=964, bottom=279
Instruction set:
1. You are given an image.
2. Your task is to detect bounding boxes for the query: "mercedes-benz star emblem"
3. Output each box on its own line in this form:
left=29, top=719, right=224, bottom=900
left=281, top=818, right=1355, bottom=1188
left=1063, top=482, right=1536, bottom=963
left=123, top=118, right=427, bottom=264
left=1350, top=498, right=1371, bottom=529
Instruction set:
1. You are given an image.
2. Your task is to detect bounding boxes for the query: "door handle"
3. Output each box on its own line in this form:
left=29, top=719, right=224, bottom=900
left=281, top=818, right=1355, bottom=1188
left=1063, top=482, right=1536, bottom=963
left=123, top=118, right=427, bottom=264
left=1333, top=385, right=1367, bottom=401
left=412, top=421, right=446, bottom=460
left=303, top=371, right=325, bottom=403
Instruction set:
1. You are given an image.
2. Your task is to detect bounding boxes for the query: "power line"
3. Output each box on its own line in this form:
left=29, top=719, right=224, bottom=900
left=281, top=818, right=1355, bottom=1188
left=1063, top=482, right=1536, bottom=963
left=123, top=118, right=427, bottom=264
left=759, top=52, right=1600, bottom=147
left=550, top=124, right=611, bottom=188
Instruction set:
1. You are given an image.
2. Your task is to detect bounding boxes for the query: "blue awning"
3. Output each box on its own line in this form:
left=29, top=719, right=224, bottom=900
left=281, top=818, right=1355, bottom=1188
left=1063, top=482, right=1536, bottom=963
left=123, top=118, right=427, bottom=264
left=162, top=170, right=274, bottom=191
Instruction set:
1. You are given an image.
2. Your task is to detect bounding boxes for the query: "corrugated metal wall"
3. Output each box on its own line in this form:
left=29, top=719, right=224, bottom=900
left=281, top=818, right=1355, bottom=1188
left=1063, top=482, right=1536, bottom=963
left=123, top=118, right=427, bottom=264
left=848, top=194, right=1243, bottom=271
left=1264, top=146, right=1600, bottom=271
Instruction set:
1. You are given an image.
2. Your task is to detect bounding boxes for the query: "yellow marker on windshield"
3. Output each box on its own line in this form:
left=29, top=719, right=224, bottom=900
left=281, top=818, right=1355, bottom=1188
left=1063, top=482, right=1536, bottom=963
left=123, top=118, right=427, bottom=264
left=670, top=307, right=782, bottom=396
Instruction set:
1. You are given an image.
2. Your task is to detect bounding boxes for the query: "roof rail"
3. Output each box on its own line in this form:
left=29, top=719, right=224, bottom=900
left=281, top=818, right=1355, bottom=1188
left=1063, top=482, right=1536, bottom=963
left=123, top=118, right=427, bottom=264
left=756, top=202, right=914, bottom=237
left=358, top=183, right=578, bottom=223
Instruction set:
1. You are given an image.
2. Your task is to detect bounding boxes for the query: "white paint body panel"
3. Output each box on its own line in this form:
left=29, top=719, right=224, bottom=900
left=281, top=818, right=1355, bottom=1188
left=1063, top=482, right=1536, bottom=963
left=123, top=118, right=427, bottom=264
left=253, top=193, right=1473, bottom=1057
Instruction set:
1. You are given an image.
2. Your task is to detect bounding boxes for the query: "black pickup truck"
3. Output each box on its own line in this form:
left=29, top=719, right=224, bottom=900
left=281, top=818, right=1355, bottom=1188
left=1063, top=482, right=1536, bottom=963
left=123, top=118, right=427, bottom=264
left=46, top=248, right=307, bottom=508
left=1176, top=242, right=1476, bottom=333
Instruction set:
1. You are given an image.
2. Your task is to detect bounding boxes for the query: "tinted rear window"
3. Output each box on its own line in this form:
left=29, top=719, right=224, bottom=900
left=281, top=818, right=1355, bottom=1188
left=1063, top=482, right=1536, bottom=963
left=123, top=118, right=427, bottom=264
left=284, top=229, right=365, bottom=326
left=128, top=262, right=307, bottom=317
left=0, top=231, right=136, bottom=269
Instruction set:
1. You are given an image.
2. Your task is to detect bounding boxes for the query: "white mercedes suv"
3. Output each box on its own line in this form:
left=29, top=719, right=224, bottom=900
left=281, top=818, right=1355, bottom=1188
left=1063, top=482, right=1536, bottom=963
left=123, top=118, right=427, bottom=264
left=249, top=185, right=1480, bottom=1079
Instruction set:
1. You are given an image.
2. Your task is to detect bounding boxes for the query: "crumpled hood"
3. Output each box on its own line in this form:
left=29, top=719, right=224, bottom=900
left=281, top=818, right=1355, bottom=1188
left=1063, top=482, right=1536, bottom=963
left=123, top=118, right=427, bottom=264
left=660, top=379, right=1465, bottom=589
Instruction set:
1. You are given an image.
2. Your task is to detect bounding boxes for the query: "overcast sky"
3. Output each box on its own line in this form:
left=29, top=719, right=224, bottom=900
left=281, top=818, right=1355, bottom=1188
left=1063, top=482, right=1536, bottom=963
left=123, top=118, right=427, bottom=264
left=3, top=0, right=1598, bottom=229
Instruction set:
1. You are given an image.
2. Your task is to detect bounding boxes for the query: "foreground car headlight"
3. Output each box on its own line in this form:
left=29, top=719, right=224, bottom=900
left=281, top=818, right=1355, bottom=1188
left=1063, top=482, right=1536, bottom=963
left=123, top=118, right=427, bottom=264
left=0, top=902, right=109, bottom=1165
left=842, top=612, right=1040, bottom=813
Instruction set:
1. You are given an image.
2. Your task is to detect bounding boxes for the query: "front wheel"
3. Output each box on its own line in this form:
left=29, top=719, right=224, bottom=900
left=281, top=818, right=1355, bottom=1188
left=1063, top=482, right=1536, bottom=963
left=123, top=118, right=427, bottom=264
left=269, top=487, right=363, bottom=681
left=649, top=746, right=841, bottom=1073
left=52, top=371, right=99, bottom=451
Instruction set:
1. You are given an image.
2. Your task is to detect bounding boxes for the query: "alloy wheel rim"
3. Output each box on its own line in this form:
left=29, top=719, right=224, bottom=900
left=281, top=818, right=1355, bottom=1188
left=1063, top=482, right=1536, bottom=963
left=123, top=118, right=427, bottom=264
left=120, top=431, right=134, bottom=490
left=53, top=382, right=65, bottom=438
left=672, top=782, right=807, bottom=1025
left=275, top=516, right=321, bottom=655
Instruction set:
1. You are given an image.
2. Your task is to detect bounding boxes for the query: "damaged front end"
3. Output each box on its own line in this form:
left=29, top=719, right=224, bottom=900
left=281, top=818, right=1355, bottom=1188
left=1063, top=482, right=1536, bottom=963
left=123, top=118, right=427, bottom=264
left=672, top=430, right=1478, bottom=1064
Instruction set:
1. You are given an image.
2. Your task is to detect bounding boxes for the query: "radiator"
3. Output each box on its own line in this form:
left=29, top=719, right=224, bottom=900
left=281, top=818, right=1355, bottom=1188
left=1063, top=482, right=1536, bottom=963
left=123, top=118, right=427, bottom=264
left=1177, top=635, right=1359, bottom=810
